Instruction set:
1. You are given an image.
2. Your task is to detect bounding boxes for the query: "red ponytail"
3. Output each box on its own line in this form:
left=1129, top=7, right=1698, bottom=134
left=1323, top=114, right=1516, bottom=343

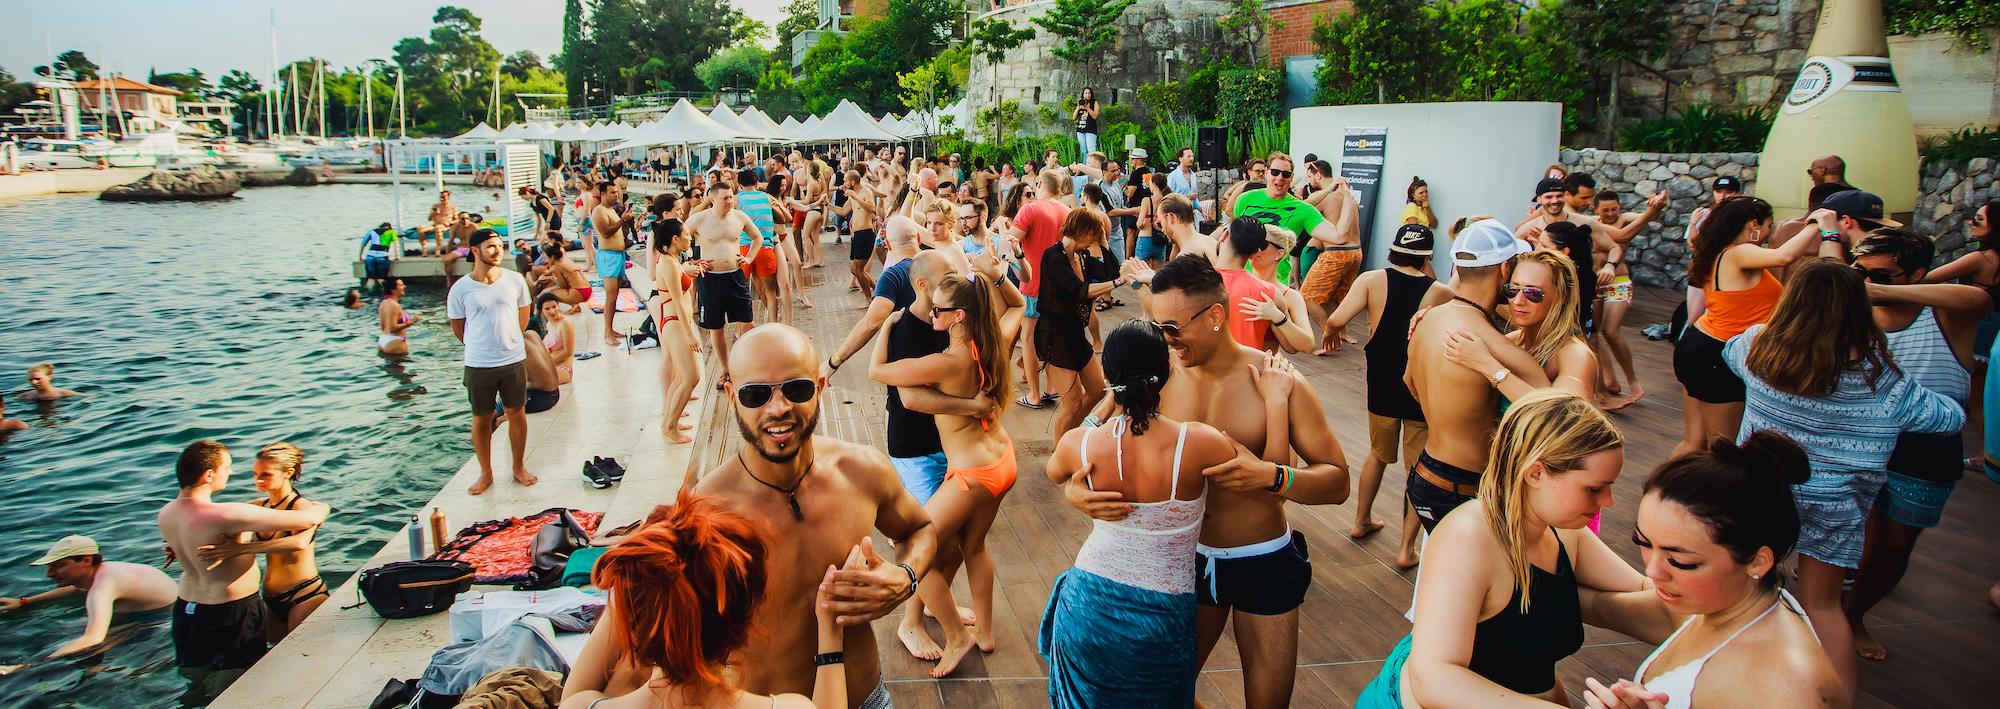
left=592, top=493, right=770, bottom=699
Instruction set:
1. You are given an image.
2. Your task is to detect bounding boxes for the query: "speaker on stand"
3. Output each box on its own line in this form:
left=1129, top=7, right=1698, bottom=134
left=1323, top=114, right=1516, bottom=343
left=1197, top=126, right=1229, bottom=229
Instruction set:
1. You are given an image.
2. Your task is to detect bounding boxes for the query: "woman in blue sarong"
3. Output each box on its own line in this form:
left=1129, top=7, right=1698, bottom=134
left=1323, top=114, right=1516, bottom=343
left=1037, top=321, right=1239, bottom=708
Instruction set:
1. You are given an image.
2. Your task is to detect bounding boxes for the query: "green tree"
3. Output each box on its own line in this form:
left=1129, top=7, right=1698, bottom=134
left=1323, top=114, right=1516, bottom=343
left=578, top=0, right=751, bottom=96
left=391, top=6, right=503, bottom=134
left=697, top=44, right=771, bottom=92
left=147, top=68, right=210, bottom=98
left=898, top=47, right=968, bottom=116
left=0, top=69, right=37, bottom=117
left=1555, top=0, right=1670, bottom=142
left=965, top=17, right=1037, bottom=64
left=1033, top=0, right=1137, bottom=86
left=1217, top=0, right=1282, bottom=66
left=562, top=0, right=585, bottom=104
left=774, top=0, right=819, bottom=57
left=793, top=0, right=960, bottom=114
left=502, top=50, right=544, bottom=79
left=1312, top=0, right=1434, bottom=104
left=757, top=61, right=806, bottom=119
left=34, top=50, right=100, bottom=80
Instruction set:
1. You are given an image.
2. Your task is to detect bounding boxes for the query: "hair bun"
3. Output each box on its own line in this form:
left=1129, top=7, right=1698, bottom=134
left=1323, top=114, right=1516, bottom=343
left=1725, top=431, right=1812, bottom=486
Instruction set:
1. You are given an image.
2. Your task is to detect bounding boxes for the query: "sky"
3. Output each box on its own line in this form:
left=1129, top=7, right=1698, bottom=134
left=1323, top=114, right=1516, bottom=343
left=3, top=0, right=788, bottom=81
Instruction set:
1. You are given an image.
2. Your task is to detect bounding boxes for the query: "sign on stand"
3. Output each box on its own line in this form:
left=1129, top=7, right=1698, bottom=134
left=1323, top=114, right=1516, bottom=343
left=1340, top=127, right=1388, bottom=253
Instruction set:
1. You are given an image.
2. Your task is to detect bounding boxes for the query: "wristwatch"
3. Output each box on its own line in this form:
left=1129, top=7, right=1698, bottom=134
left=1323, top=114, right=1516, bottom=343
left=813, top=651, right=846, bottom=666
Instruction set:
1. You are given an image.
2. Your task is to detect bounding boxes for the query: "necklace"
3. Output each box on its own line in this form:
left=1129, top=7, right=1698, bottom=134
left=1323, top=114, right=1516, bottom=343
left=737, top=449, right=810, bottom=522
left=1449, top=295, right=1490, bottom=317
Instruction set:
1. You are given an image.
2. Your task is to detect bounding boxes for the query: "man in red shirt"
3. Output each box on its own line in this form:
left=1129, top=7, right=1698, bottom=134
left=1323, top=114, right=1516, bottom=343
left=1007, top=170, right=1072, bottom=408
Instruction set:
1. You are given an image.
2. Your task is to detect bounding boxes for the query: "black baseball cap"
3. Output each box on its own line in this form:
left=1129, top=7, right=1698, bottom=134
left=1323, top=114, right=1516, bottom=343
left=1713, top=176, right=1744, bottom=193
left=1390, top=224, right=1435, bottom=256
left=1823, top=189, right=1904, bottom=228
left=1535, top=177, right=1565, bottom=197
left=469, top=228, right=504, bottom=246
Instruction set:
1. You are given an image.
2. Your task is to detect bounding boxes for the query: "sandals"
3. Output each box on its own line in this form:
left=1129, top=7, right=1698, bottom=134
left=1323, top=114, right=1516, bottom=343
left=1014, top=393, right=1059, bottom=409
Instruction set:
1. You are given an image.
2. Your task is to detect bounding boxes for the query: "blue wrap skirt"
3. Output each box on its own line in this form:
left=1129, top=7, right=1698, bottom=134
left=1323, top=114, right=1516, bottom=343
left=1038, top=567, right=1198, bottom=709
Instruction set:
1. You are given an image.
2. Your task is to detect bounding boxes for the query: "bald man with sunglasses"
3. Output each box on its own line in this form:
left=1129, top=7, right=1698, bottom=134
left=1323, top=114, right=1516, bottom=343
left=694, top=323, right=939, bottom=709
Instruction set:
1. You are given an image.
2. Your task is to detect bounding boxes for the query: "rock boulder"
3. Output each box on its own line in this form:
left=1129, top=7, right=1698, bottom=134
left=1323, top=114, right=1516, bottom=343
left=99, top=165, right=242, bottom=202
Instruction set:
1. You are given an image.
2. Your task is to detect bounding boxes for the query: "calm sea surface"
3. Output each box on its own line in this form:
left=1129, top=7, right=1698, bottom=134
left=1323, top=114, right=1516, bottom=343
left=0, top=183, right=512, bottom=706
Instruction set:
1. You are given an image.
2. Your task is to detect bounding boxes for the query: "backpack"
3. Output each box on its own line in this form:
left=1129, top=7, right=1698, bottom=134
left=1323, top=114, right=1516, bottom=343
left=358, top=560, right=476, bottom=619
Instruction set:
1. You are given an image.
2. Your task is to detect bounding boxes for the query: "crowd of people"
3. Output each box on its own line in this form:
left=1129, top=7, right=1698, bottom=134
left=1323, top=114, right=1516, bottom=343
left=20, top=125, right=1994, bottom=708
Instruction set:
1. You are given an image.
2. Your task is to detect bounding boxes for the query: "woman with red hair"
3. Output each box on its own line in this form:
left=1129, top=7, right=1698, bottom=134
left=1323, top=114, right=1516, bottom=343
left=560, top=494, right=846, bottom=709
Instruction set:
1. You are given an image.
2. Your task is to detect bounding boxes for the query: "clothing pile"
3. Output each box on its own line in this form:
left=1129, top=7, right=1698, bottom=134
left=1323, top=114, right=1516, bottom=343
left=428, top=508, right=603, bottom=587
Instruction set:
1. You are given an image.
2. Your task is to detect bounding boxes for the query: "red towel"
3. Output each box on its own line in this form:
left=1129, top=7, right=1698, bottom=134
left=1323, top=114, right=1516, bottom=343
left=429, top=507, right=603, bottom=585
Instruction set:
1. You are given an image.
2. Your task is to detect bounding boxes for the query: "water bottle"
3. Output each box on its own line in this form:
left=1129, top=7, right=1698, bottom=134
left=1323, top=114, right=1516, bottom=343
left=407, top=514, right=425, bottom=560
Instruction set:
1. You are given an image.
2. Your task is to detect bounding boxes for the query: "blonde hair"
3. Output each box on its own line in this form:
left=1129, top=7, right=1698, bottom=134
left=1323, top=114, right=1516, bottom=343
left=1513, top=250, right=1586, bottom=367
left=29, top=363, right=53, bottom=377
left=257, top=442, right=307, bottom=481
left=1263, top=225, right=1298, bottom=253
left=1478, top=389, right=1622, bottom=612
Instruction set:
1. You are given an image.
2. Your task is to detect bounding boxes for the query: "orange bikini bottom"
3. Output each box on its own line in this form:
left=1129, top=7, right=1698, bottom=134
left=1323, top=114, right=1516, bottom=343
left=946, top=445, right=1018, bottom=499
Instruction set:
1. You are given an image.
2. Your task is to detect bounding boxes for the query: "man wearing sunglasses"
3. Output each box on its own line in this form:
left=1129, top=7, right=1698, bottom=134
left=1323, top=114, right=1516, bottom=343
left=1405, top=219, right=1551, bottom=530
left=1072, top=254, right=1351, bottom=708
left=1231, top=154, right=1347, bottom=291
left=693, top=324, right=939, bottom=709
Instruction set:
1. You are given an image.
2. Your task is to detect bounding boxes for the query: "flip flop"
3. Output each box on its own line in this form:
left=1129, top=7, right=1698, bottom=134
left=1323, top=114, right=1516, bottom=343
left=575, top=351, right=603, bottom=361
left=1014, top=395, right=1046, bottom=409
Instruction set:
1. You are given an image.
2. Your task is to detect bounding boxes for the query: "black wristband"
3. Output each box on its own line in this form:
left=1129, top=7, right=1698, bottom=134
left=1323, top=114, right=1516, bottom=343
left=895, top=562, right=919, bottom=600
left=813, top=651, right=845, bottom=666
left=1266, top=465, right=1285, bottom=493
left=827, top=357, right=841, bottom=372
left=1274, top=314, right=1290, bottom=328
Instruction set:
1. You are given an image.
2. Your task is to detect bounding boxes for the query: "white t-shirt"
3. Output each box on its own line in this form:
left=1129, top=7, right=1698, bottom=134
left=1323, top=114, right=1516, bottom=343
left=447, top=270, right=531, bottom=368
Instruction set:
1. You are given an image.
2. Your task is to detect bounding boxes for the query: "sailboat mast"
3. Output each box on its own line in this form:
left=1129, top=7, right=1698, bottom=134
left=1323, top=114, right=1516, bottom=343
left=288, top=63, right=300, bottom=138
left=363, top=68, right=373, bottom=139
left=396, top=68, right=407, bottom=139
left=314, top=61, right=326, bottom=139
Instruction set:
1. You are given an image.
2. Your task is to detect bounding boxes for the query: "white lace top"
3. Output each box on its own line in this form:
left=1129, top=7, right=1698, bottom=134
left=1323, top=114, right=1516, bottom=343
left=1072, top=418, right=1207, bottom=595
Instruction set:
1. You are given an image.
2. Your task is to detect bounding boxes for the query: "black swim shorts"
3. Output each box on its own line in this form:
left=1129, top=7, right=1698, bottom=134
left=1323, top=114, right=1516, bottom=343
left=851, top=228, right=878, bottom=262
left=1409, top=451, right=1481, bottom=533
left=697, top=269, right=755, bottom=331
left=1196, top=530, right=1311, bottom=615
left=171, top=594, right=269, bottom=670
left=1671, top=326, right=1746, bottom=404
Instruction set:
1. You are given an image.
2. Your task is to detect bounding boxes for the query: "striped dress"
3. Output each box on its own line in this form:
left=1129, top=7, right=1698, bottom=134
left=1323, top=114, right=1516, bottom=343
left=1724, top=324, right=1964, bottom=568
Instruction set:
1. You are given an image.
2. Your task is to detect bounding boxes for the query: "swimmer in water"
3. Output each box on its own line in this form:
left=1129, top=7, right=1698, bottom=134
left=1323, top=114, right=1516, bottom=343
left=343, top=289, right=363, bottom=309
left=0, top=393, right=25, bottom=434
left=193, top=444, right=329, bottom=642
left=378, top=278, right=418, bottom=356
left=23, top=363, right=80, bottom=401
left=0, top=535, right=177, bottom=675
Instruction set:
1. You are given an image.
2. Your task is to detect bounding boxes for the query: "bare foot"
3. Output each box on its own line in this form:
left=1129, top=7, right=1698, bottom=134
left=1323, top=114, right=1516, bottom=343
left=929, top=633, right=976, bottom=678
left=512, top=468, right=539, bottom=486
left=1348, top=520, right=1384, bottom=539
left=1600, top=394, right=1636, bottom=412
left=974, top=624, right=996, bottom=653
left=1394, top=551, right=1419, bottom=569
left=1604, top=380, right=1624, bottom=396
left=1623, top=384, right=1645, bottom=405
left=898, top=623, right=942, bottom=661
left=468, top=475, right=493, bottom=496
left=1340, top=333, right=1359, bottom=345
left=1852, top=621, right=1888, bottom=661
left=924, top=605, right=977, bottom=625
left=662, top=420, right=694, bottom=444
left=603, top=334, right=624, bottom=347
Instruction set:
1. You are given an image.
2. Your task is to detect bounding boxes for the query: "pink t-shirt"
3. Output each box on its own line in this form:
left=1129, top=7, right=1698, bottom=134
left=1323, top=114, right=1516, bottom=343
left=1015, top=199, right=1071, bottom=297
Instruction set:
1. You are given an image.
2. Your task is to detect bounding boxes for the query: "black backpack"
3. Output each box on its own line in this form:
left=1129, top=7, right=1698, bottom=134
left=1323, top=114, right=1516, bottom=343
left=358, top=560, right=476, bottom=619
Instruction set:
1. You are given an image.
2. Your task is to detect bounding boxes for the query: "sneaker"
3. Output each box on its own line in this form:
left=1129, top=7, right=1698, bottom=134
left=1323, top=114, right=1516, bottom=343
left=582, top=460, right=612, bottom=489
left=595, top=456, right=627, bottom=482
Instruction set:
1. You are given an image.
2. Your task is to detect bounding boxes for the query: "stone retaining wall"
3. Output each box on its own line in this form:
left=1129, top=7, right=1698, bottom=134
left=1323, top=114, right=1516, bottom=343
left=1558, top=149, right=1760, bottom=288
left=1918, top=157, right=1997, bottom=261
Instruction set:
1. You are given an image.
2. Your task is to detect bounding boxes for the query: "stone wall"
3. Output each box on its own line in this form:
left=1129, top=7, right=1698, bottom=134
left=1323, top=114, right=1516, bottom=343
left=1625, top=0, right=1818, bottom=116
left=966, top=0, right=1253, bottom=120
left=1919, top=157, right=1997, bottom=262
left=1558, top=149, right=1762, bottom=288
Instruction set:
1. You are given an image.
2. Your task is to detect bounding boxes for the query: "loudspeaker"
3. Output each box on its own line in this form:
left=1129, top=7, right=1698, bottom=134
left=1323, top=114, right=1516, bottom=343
left=1197, top=126, right=1228, bottom=169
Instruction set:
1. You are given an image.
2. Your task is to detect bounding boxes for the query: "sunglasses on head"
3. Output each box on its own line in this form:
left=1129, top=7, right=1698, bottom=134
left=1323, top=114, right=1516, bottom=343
left=1267, top=168, right=1293, bottom=178
left=734, top=378, right=818, bottom=408
left=1503, top=283, right=1547, bottom=303
left=1851, top=263, right=1899, bottom=285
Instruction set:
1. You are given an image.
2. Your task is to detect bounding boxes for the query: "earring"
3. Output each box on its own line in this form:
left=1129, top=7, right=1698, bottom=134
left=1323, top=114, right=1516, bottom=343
left=1212, top=324, right=1221, bottom=332
left=1750, top=573, right=1761, bottom=580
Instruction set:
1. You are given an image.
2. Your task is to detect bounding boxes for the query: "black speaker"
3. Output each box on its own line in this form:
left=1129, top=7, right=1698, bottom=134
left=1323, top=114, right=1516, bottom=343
left=1197, top=125, right=1228, bottom=169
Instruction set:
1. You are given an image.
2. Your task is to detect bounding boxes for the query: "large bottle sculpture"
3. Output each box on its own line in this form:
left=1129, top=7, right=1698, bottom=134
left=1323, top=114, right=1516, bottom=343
left=1757, top=0, right=1918, bottom=219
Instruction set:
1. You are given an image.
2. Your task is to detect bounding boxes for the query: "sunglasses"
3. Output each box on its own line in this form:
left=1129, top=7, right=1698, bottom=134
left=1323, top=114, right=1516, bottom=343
left=1851, top=264, right=1899, bottom=285
left=1503, top=284, right=1547, bottom=303
left=734, top=378, right=818, bottom=408
left=931, top=305, right=963, bottom=320
left=1267, top=168, right=1293, bottom=178
left=1150, top=302, right=1217, bottom=338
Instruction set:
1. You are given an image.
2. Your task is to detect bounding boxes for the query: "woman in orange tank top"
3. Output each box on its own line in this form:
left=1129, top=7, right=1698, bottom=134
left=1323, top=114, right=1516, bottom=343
left=1671, top=196, right=1834, bottom=459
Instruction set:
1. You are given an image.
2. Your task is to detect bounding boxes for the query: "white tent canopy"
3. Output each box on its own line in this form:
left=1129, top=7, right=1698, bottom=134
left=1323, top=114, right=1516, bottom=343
left=798, top=115, right=822, bottom=133
left=738, top=106, right=790, bottom=142
left=779, top=115, right=803, bottom=131
left=790, top=100, right=906, bottom=143
left=455, top=122, right=501, bottom=140
left=707, top=104, right=768, bottom=142
left=608, top=98, right=751, bottom=151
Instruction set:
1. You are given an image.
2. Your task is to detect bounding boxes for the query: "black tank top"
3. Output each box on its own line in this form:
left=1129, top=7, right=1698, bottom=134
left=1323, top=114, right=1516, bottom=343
left=1364, top=269, right=1431, bottom=421
left=1468, top=532, right=1583, bottom=695
left=884, top=310, right=951, bottom=458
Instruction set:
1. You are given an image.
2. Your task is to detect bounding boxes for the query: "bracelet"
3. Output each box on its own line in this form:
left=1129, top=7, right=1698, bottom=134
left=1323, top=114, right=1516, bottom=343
left=1820, top=229, right=1843, bottom=242
left=1283, top=465, right=1296, bottom=494
left=1083, top=414, right=1103, bottom=428
left=1266, top=464, right=1286, bottom=493
left=826, top=357, right=841, bottom=373
left=1274, top=314, right=1290, bottom=328
left=813, top=651, right=846, bottom=666
left=894, top=562, right=919, bottom=600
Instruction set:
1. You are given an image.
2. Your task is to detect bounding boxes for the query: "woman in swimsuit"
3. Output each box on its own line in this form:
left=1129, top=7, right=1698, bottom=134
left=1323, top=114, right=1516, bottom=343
left=768, top=174, right=806, bottom=323
left=537, top=293, right=577, bottom=386
left=867, top=266, right=1024, bottom=677
left=1576, top=432, right=1844, bottom=709
left=651, top=202, right=701, bottom=444
left=560, top=494, right=846, bottom=709
left=538, top=242, right=593, bottom=308
left=195, top=443, right=327, bottom=642
left=1038, top=321, right=1239, bottom=709
left=1358, top=390, right=1646, bottom=708
left=377, top=277, right=417, bottom=355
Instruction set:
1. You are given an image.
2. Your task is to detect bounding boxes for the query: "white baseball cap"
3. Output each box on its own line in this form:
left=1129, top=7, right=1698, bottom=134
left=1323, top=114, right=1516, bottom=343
left=1452, top=219, right=1532, bottom=268
left=31, top=535, right=99, bottom=565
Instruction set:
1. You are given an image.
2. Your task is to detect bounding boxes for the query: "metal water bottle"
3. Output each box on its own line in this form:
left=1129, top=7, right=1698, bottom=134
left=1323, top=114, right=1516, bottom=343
left=428, top=507, right=448, bottom=555
left=1758, top=0, right=1919, bottom=218
left=406, top=514, right=424, bottom=559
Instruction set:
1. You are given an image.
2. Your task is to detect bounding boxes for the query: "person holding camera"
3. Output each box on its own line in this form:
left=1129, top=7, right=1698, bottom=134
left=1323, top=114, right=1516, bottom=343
left=1074, top=88, right=1101, bottom=158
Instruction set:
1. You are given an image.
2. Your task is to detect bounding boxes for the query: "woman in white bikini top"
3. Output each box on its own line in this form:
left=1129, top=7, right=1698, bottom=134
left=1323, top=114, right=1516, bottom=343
left=1578, top=432, right=1845, bottom=708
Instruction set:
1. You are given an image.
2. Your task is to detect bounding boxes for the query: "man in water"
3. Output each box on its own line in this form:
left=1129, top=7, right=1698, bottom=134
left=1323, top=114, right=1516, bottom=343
left=1077, top=254, right=1352, bottom=709
left=359, top=222, right=396, bottom=293
left=0, top=534, right=176, bottom=673
left=0, top=392, right=27, bottom=435
left=1404, top=219, right=1551, bottom=530
left=155, top=441, right=327, bottom=691
left=592, top=181, right=632, bottom=347
left=23, top=363, right=80, bottom=400
left=416, top=190, right=458, bottom=256
left=447, top=229, right=539, bottom=495
left=686, top=182, right=764, bottom=382
left=693, top=324, right=938, bottom=708
left=439, top=212, right=481, bottom=289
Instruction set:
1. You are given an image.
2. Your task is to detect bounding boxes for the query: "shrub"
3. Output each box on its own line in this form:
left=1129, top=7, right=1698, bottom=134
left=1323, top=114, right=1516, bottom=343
left=1887, top=0, right=2000, bottom=50
left=1182, top=54, right=1246, bottom=122
left=1100, top=102, right=1136, bottom=128
left=1921, top=126, right=2000, bottom=163
left=1152, top=115, right=1200, bottom=163
left=1248, top=117, right=1289, bottom=164
left=1099, top=120, right=1154, bottom=161
left=1218, top=69, right=1282, bottom=131
left=1137, top=81, right=1184, bottom=121
left=1617, top=103, right=1774, bottom=153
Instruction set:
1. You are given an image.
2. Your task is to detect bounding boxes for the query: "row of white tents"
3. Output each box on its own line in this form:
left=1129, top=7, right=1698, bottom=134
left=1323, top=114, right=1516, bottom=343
left=451, top=98, right=971, bottom=150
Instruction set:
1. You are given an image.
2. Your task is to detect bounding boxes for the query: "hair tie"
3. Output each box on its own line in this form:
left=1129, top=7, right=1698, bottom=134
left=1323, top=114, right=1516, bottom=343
left=1105, top=384, right=1127, bottom=393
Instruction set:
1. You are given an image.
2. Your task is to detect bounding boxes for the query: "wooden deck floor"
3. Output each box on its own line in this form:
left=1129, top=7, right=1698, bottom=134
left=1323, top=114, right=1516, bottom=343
left=709, top=239, right=2000, bottom=708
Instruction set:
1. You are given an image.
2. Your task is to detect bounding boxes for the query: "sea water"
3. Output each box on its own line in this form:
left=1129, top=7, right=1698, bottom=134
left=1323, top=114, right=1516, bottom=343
left=0, top=183, right=511, bottom=705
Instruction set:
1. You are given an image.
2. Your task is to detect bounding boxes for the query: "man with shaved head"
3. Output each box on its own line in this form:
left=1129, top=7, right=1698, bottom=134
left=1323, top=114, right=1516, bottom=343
left=694, top=324, right=939, bottom=708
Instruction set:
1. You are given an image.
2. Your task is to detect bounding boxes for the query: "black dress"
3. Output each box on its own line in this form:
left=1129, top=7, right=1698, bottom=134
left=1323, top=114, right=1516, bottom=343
left=1035, top=244, right=1111, bottom=371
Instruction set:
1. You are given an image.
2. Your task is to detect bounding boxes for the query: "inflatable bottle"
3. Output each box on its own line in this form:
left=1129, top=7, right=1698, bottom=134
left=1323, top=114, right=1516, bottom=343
left=1757, top=0, right=1918, bottom=219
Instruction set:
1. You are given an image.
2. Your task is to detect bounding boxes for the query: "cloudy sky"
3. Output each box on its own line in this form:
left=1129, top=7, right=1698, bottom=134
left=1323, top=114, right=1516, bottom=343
left=3, top=0, right=788, bottom=80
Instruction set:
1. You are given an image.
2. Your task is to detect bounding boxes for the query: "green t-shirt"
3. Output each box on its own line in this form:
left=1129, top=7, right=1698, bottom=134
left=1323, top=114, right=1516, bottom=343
left=1233, top=190, right=1324, bottom=248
